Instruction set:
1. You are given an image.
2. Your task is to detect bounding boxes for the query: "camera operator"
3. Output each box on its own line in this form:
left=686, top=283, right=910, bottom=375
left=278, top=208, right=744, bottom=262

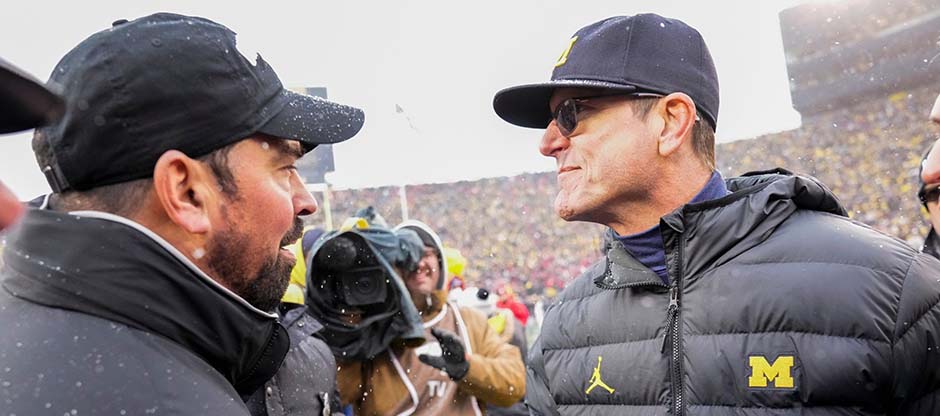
left=306, top=213, right=427, bottom=355
left=335, top=220, right=525, bottom=416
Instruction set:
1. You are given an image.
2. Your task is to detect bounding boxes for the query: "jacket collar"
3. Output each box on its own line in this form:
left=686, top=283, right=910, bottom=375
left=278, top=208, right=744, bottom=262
left=595, top=231, right=666, bottom=289
left=1, top=208, right=289, bottom=396
left=595, top=169, right=848, bottom=289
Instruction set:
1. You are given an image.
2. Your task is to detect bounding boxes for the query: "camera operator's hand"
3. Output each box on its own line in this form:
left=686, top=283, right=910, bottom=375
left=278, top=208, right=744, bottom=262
left=418, top=328, right=470, bottom=381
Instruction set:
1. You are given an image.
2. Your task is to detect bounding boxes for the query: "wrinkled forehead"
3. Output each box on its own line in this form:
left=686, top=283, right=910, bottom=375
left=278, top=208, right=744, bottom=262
left=251, top=134, right=305, bottom=160
left=263, top=135, right=303, bottom=153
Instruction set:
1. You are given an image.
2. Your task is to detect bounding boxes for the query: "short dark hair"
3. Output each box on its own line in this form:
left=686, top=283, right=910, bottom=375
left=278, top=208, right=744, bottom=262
left=33, top=130, right=239, bottom=215
left=628, top=98, right=716, bottom=171
left=199, top=145, right=238, bottom=197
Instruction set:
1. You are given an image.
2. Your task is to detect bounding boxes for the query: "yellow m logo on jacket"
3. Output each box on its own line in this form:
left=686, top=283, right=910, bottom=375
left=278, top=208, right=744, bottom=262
left=748, top=355, right=794, bottom=388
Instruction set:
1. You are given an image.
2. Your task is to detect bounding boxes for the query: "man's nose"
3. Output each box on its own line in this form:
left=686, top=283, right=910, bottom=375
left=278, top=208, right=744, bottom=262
left=540, top=121, right=570, bottom=158
left=290, top=172, right=318, bottom=216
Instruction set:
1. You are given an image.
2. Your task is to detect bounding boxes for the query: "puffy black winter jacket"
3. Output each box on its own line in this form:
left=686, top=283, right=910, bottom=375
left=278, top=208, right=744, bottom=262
left=244, top=304, right=343, bottom=416
left=527, top=170, right=940, bottom=415
left=1, top=208, right=289, bottom=415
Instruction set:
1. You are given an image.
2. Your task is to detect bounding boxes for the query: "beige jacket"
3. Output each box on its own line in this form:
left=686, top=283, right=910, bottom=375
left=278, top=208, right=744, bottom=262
left=338, top=291, right=525, bottom=415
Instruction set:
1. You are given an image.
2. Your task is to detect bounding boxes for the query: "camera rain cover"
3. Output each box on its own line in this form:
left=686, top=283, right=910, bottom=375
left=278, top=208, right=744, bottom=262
left=339, top=266, right=387, bottom=306
left=305, top=227, right=425, bottom=360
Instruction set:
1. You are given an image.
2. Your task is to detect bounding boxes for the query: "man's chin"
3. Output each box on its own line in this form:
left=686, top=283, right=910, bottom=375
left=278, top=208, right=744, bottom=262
left=555, top=195, right=581, bottom=222
left=240, top=258, right=293, bottom=312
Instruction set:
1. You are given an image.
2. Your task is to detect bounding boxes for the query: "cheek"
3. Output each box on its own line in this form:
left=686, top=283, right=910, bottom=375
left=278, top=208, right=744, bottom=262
left=241, top=182, right=295, bottom=232
left=929, top=206, right=940, bottom=224
left=404, top=276, right=420, bottom=291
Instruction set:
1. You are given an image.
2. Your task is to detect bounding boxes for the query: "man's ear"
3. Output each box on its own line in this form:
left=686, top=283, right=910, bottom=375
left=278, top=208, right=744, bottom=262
left=656, top=92, right=698, bottom=157
left=152, top=150, right=215, bottom=234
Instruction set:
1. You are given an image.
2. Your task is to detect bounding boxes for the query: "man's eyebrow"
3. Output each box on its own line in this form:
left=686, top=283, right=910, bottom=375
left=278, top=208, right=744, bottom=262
left=267, top=139, right=305, bottom=160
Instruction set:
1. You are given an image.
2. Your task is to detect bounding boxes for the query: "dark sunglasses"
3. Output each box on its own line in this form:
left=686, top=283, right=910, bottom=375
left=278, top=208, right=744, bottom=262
left=550, top=92, right=664, bottom=137
left=920, top=184, right=940, bottom=205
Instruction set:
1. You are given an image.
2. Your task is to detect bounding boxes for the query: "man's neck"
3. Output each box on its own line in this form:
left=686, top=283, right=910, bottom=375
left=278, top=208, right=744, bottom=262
left=609, top=168, right=713, bottom=235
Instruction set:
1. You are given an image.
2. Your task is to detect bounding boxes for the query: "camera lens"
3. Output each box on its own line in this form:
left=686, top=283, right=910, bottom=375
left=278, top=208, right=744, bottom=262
left=340, top=266, right=388, bottom=306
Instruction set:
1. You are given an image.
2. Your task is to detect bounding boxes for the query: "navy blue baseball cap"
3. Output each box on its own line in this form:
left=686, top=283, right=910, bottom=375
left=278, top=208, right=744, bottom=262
left=37, top=13, right=365, bottom=192
left=493, top=14, right=719, bottom=130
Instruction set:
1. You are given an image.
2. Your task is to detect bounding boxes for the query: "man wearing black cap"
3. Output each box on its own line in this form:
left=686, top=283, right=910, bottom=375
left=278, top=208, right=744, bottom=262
left=918, top=94, right=940, bottom=259
left=494, top=14, right=940, bottom=415
left=0, top=13, right=364, bottom=415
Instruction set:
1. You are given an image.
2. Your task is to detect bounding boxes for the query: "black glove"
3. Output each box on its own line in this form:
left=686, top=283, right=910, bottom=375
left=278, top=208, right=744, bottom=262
left=418, top=328, right=470, bottom=381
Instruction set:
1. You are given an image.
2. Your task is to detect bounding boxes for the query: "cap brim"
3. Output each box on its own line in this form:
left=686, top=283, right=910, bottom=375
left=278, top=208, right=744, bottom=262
left=257, top=89, right=365, bottom=152
left=0, top=58, right=64, bottom=134
left=493, top=80, right=637, bottom=128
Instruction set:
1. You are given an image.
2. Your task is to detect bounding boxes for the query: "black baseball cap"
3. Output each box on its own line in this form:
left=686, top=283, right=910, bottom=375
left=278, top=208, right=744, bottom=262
left=0, top=58, right=64, bottom=134
left=37, top=13, right=365, bottom=193
left=493, top=13, right=719, bottom=130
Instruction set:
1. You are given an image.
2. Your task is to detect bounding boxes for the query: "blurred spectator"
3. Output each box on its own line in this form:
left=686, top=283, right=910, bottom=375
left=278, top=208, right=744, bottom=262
left=496, top=285, right=529, bottom=327
left=444, top=246, right=468, bottom=293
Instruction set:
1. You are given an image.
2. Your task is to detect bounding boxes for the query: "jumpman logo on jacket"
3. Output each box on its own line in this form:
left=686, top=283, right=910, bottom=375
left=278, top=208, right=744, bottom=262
left=585, top=356, right=615, bottom=394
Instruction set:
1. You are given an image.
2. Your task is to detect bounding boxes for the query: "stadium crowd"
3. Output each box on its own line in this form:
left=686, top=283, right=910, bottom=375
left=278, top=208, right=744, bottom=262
left=328, top=174, right=604, bottom=306
left=323, top=83, right=940, bottom=304
left=781, top=0, right=939, bottom=64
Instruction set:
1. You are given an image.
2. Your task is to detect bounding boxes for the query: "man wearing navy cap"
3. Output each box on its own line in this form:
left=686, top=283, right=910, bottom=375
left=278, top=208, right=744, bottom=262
left=0, top=13, right=364, bottom=415
left=494, top=14, right=940, bottom=415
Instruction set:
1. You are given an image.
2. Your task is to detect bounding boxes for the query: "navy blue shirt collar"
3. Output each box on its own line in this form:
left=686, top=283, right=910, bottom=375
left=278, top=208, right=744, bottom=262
left=615, top=171, right=729, bottom=283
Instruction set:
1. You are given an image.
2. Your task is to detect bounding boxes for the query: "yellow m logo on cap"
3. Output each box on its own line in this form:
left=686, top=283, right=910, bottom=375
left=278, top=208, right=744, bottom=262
left=748, top=355, right=794, bottom=388
left=554, top=36, right=578, bottom=68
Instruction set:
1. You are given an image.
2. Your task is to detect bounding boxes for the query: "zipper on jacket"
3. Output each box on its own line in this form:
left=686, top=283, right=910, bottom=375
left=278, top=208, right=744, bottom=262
left=668, top=239, right=685, bottom=416
left=660, top=286, right=678, bottom=353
